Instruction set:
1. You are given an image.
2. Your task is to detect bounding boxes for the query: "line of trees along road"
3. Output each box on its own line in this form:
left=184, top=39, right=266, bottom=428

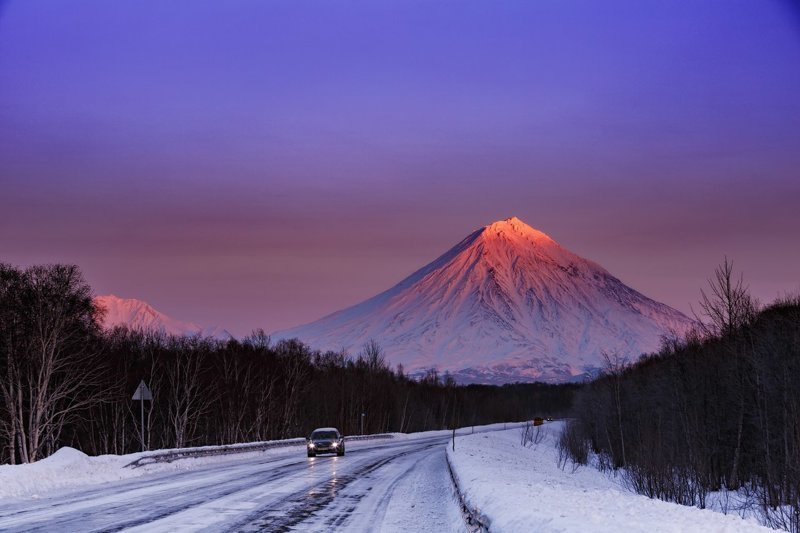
left=560, top=261, right=800, bottom=531
left=0, top=263, right=576, bottom=465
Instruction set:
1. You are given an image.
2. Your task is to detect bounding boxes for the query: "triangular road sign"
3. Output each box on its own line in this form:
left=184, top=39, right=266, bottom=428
left=132, top=380, right=153, bottom=401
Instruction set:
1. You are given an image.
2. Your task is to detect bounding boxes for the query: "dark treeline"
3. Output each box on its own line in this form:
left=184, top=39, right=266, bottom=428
left=561, top=260, right=800, bottom=531
left=0, top=263, right=576, bottom=465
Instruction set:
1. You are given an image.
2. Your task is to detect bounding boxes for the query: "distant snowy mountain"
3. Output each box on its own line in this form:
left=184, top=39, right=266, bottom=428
left=95, top=295, right=232, bottom=340
left=274, top=217, right=695, bottom=384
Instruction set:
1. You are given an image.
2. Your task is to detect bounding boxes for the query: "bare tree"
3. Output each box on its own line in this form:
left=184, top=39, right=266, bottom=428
left=0, top=264, right=104, bottom=463
left=251, top=371, right=278, bottom=441
left=696, top=257, right=757, bottom=338
left=602, top=352, right=629, bottom=467
left=274, top=340, right=310, bottom=438
left=697, top=258, right=759, bottom=488
left=161, top=337, right=215, bottom=448
left=244, top=329, right=270, bottom=350
left=361, top=339, right=387, bottom=372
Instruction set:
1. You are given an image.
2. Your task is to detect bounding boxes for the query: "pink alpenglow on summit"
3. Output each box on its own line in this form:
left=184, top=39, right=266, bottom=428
left=95, top=295, right=231, bottom=340
left=275, top=217, right=696, bottom=384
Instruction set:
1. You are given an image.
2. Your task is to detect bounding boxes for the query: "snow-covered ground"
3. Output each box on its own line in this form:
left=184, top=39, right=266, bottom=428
left=447, top=422, right=772, bottom=532
left=0, top=439, right=300, bottom=500
left=0, top=423, right=514, bottom=502
left=0, top=438, right=380, bottom=501
left=0, top=433, right=464, bottom=531
left=2, top=422, right=773, bottom=532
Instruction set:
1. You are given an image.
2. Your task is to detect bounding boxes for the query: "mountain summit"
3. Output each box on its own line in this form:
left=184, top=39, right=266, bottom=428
left=95, top=295, right=231, bottom=339
left=275, top=217, right=695, bottom=383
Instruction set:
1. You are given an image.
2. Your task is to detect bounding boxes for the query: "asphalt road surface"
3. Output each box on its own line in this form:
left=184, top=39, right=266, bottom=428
left=0, top=435, right=464, bottom=532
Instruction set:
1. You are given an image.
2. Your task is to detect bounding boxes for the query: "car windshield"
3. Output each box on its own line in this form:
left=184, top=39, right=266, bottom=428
left=311, top=430, right=338, bottom=440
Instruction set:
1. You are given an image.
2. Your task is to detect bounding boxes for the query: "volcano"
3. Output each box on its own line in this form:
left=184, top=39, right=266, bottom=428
left=95, top=294, right=231, bottom=339
left=274, top=217, right=695, bottom=383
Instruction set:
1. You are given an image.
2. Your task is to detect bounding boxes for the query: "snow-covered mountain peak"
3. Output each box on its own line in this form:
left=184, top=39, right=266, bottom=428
left=275, top=218, right=696, bottom=384
left=94, top=295, right=231, bottom=339
left=477, top=218, right=564, bottom=265
left=483, top=217, right=555, bottom=244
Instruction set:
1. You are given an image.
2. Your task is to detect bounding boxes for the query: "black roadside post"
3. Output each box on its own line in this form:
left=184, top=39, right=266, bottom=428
left=452, top=427, right=456, bottom=451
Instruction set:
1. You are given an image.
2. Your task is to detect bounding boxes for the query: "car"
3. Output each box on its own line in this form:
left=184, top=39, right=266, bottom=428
left=306, top=427, right=345, bottom=457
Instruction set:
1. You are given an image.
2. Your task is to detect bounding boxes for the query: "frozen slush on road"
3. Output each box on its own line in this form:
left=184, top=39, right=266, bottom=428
left=447, top=422, right=772, bottom=532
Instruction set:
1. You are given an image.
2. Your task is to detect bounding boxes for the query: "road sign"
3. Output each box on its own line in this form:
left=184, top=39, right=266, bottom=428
left=132, top=380, right=152, bottom=452
left=132, top=380, right=153, bottom=401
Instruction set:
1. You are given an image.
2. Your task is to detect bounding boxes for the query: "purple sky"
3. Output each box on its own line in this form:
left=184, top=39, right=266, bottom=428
left=1, top=0, right=799, bottom=336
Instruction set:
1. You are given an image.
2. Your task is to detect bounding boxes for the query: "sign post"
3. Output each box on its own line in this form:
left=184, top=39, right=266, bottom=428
left=132, top=380, right=153, bottom=452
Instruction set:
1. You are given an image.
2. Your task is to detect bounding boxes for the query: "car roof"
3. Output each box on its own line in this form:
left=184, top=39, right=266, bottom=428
left=311, top=427, right=340, bottom=433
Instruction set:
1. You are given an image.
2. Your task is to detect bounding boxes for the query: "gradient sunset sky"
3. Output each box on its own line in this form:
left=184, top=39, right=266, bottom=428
left=1, top=0, right=799, bottom=336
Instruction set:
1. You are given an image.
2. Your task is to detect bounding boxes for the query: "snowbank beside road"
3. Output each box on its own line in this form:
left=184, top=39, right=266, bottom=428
left=446, top=422, right=771, bottom=532
left=0, top=440, right=303, bottom=499
left=0, top=447, right=137, bottom=499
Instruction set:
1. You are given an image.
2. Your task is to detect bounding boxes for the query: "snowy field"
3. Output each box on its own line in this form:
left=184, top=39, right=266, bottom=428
left=447, top=422, right=772, bottom=532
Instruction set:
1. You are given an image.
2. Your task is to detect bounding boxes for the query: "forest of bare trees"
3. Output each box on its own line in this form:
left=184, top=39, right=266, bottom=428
left=560, top=261, right=800, bottom=531
left=0, top=263, right=576, bottom=465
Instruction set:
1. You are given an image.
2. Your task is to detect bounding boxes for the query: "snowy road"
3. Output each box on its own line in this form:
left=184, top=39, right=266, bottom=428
left=0, top=436, right=463, bottom=532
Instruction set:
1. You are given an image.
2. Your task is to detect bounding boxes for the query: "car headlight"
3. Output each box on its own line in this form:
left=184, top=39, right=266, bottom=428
left=308, top=442, right=315, bottom=448
left=332, top=441, right=338, bottom=447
